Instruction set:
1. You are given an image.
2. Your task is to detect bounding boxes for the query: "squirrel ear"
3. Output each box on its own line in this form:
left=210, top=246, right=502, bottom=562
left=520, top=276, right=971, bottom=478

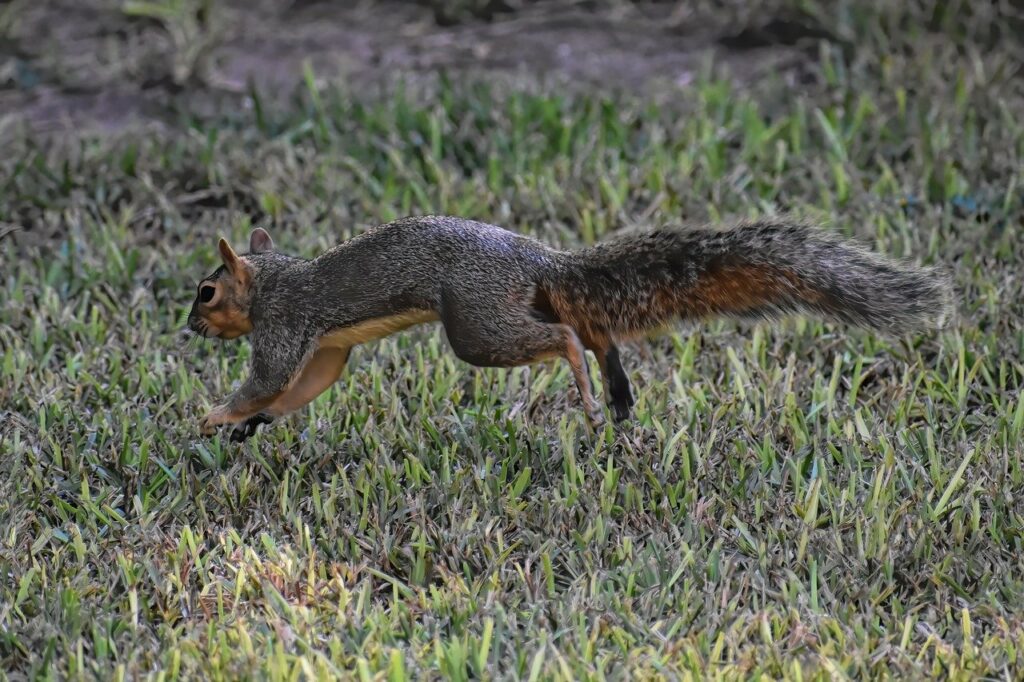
left=249, top=227, right=274, bottom=254
left=218, top=237, right=241, bottom=274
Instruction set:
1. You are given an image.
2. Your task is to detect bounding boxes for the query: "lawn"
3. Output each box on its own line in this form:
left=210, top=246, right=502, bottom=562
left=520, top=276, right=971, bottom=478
left=2, top=1, right=1024, bottom=679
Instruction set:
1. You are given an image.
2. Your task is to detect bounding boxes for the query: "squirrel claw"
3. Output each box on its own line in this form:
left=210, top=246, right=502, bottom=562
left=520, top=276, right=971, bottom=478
left=583, top=404, right=606, bottom=431
left=611, top=404, right=631, bottom=423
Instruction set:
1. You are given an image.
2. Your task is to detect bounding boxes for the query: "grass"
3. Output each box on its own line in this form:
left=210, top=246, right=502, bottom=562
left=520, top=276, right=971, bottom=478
left=2, top=1, right=1024, bottom=679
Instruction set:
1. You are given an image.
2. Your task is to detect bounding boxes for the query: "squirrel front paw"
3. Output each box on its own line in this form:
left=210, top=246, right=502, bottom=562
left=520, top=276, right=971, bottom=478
left=199, top=415, right=218, bottom=437
left=199, top=405, right=231, bottom=436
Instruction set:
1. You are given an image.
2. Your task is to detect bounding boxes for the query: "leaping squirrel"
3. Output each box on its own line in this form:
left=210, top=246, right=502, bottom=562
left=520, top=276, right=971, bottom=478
left=186, top=215, right=955, bottom=440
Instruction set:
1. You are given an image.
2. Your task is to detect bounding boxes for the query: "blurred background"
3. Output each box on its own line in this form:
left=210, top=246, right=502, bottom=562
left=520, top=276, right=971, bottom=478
left=6, top=0, right=1023, bottom=249
left=6, top=0, right=1019, bottom=135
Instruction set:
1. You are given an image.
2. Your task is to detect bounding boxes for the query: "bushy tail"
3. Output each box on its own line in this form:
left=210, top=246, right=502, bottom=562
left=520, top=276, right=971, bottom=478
left=539, top=218, right=955, bottom=340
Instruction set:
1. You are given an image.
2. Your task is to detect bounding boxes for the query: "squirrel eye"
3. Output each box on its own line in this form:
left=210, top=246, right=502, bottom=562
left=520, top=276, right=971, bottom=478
left=199, top=285, right=216, bottom=303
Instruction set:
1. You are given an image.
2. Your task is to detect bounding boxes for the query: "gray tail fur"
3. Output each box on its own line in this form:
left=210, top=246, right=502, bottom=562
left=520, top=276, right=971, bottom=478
left=540, top=218, right=956, bottom=340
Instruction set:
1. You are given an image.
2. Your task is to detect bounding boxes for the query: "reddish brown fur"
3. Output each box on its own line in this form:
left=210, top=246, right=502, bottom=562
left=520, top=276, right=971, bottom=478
left=545, top=264, right=820, bottom=343
left=204, top=305, right=253, bottom=339
left=681, top=264, right=812, bottom=319
left=193, top=254, right=255, bottom=339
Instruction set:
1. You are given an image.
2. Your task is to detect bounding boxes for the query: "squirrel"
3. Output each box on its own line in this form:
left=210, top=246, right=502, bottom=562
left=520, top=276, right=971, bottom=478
left=186, top=215, right=955, bottom=441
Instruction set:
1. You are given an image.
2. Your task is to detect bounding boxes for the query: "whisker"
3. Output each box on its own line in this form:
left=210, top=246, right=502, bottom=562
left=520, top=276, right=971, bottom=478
left=177, top=329, right=198, bottom=351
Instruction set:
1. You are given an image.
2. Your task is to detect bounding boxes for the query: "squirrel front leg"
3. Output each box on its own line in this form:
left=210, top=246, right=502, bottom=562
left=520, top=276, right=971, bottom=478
left=228, top=346, right=352, bottom=442
left=199, top=334, right=314, bottom=436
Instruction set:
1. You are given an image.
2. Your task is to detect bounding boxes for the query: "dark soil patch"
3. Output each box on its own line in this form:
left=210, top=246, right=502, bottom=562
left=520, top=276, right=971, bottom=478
left=0, top=0, right=819, bottom=137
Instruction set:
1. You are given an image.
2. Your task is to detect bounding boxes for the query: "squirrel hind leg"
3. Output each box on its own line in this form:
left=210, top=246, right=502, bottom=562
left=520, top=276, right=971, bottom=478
left=577, top=329, right=635, bottom=422
left=599, top=345, right=635, bottom=422
left=560, top=326, right=605, bottom=428
left=441, top=300, right=604, bottom=426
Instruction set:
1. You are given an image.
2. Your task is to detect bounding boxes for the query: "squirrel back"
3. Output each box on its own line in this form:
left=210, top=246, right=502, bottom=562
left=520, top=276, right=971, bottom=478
left=539, top=217, right=955, bottom=342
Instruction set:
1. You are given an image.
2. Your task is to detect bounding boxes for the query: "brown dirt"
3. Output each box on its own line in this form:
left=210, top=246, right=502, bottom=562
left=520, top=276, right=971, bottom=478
left=0, top=0, right=817, bottom=138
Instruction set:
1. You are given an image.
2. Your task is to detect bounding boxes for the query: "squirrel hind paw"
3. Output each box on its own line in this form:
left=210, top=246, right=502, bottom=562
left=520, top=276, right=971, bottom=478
left=610, top=399, right=633, bottom=423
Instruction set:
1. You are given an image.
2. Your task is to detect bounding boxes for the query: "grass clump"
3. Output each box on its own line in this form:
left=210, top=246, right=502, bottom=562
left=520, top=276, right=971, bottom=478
left=2, top=3, right=1024, bottom=679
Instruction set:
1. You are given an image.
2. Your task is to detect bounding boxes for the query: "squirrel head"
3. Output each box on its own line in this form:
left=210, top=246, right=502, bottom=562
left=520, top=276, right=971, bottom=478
left=186, top=228, right=275, bottom=340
